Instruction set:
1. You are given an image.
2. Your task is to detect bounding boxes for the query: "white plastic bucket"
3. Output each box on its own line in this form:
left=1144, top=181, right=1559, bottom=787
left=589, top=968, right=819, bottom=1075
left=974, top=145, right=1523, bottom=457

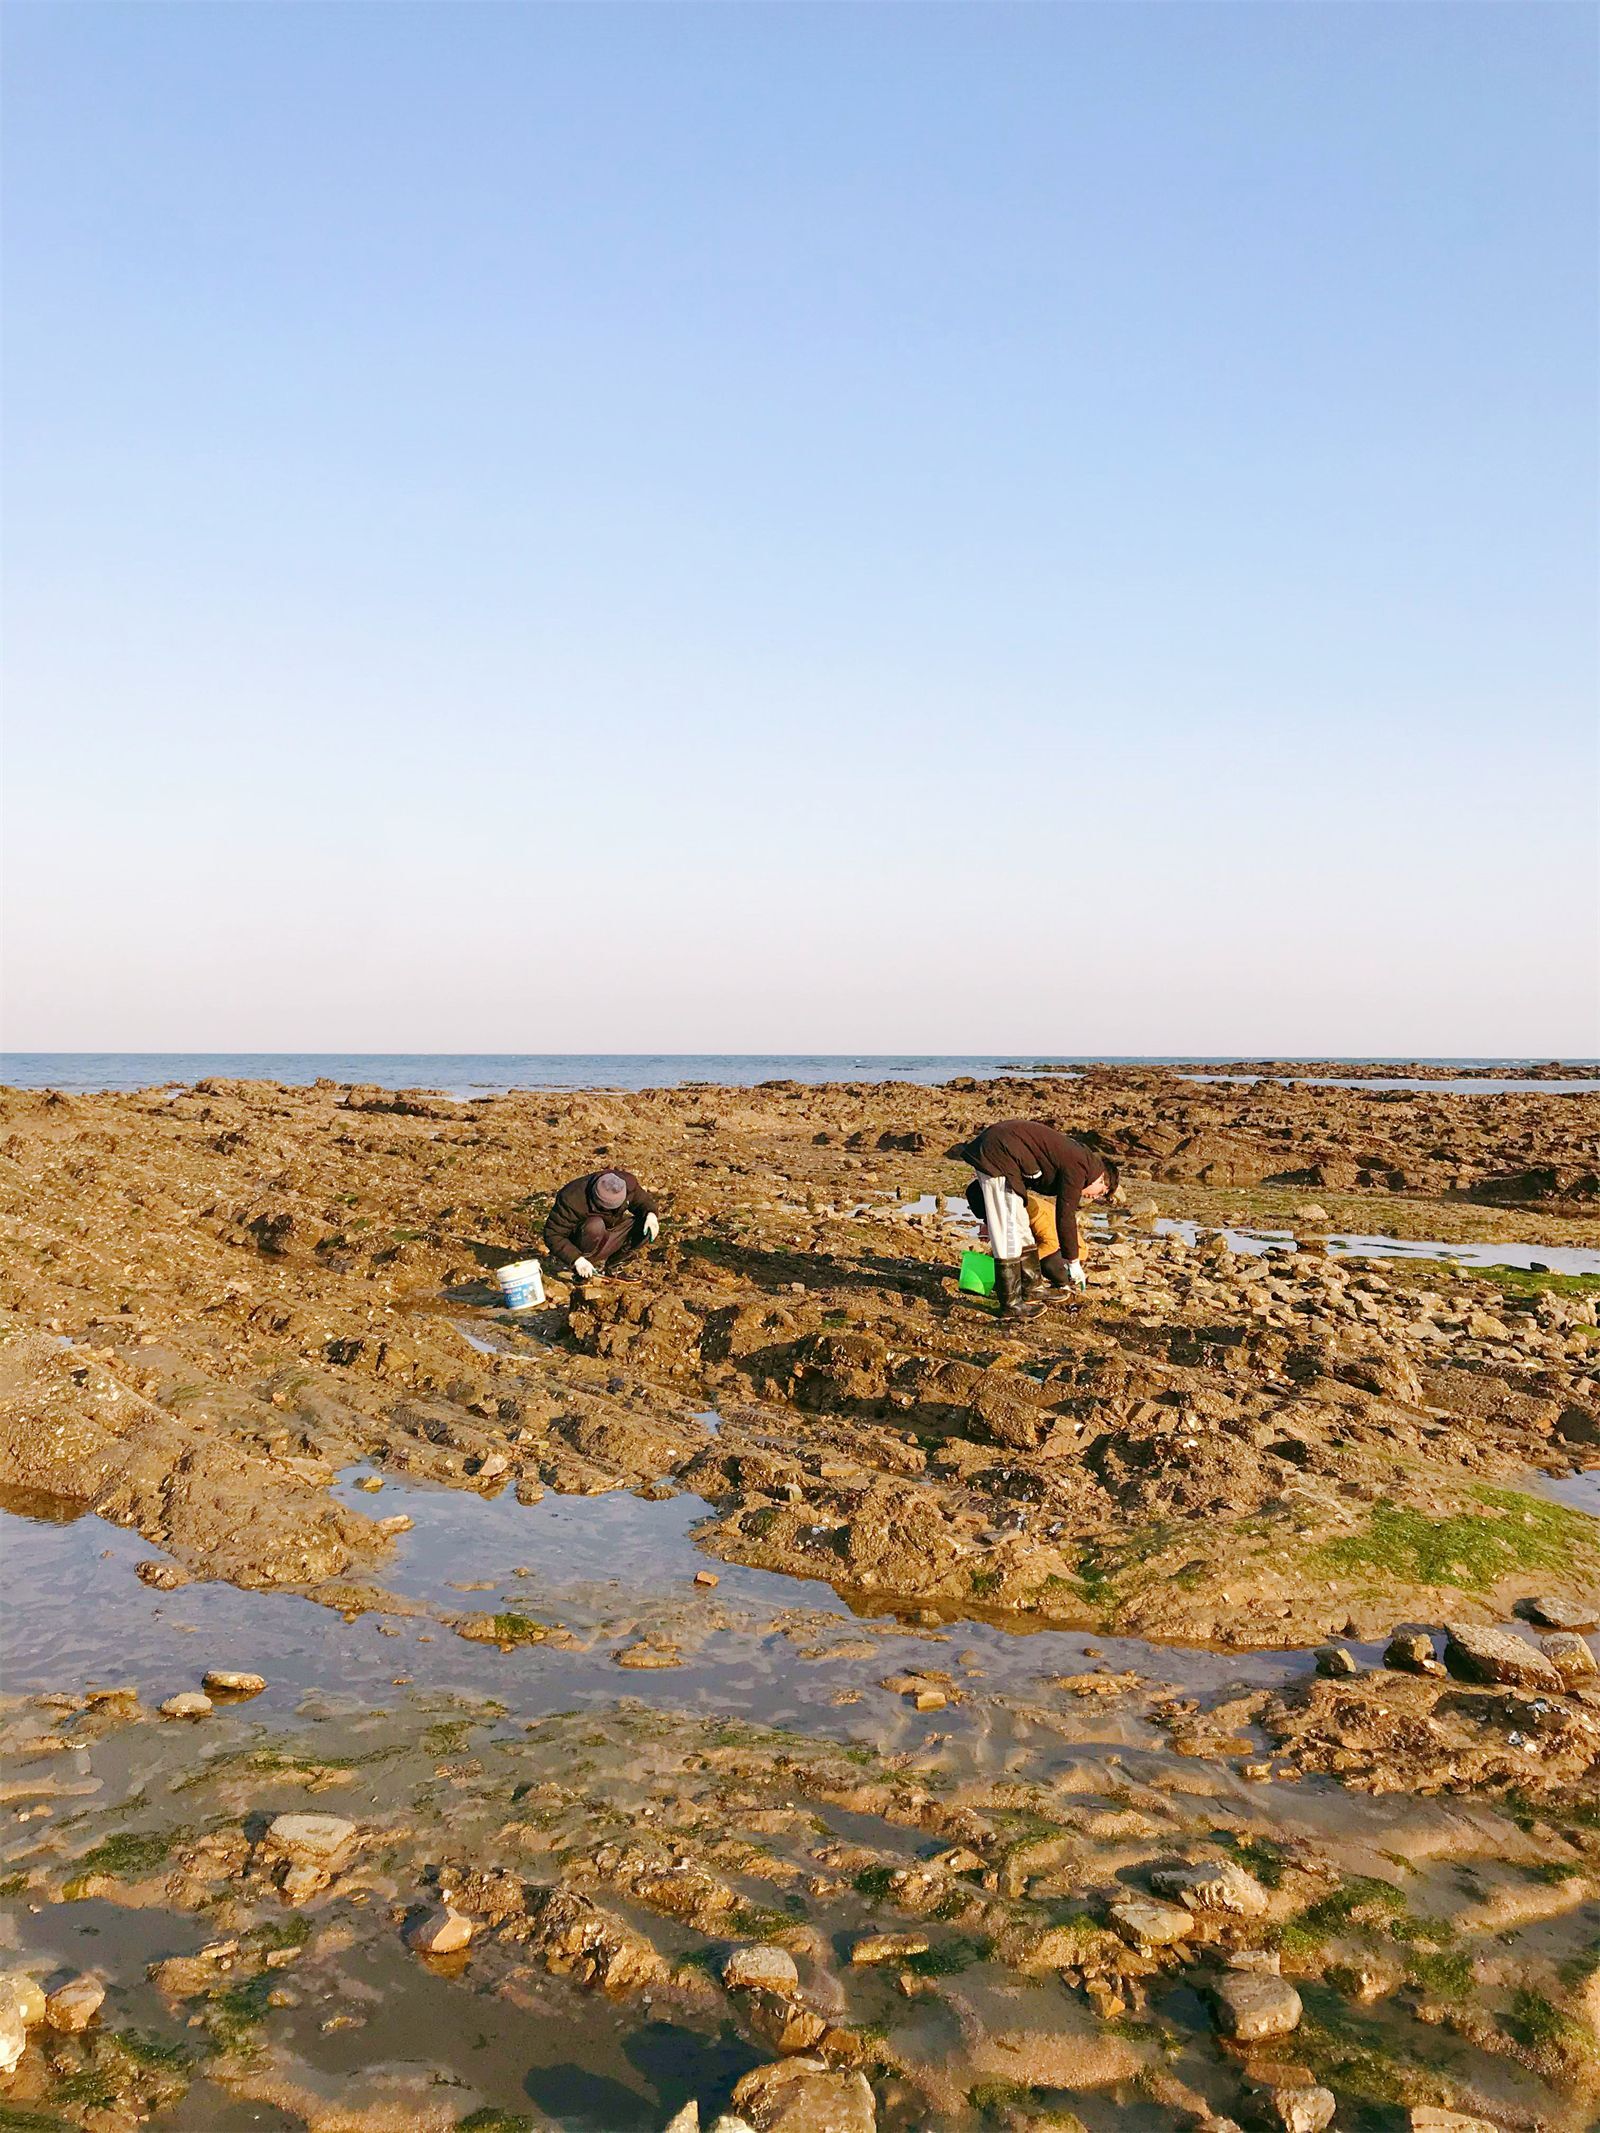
left=495, top=1259, right=545, bottom=1310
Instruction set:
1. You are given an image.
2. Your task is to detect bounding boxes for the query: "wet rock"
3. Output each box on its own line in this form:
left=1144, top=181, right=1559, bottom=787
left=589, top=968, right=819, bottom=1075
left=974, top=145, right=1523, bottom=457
left=0, top=1972, right=44, bottom=2074
left=1408, top=2113, right=1505, bottom=2133
left=615, top=1643, right=682, bottom=1669
left=1213, top=1972, right=1302, bottom=2040
left=1384, top=1631, right=1441, bottom=1674
left=1256, top=2085, right=1335, bottom=2133
left=202, top=1669, right=266, bottom=1696
left=1542, top=1631, right=1598, bottom=1683
left=135, top=1560, right=188, bottom=1589
left=1315, top=1646, right=1358, bottom=1679
left=1521, top=1595, right=1598, bottom=1631
left=159, top=1690, right=213, bottom=1719
left=0, top=1973, right=47, bottom=2030
left=260, top=1811, right=359, bottom=1902
left=662, top=2109, right=703, bottom=2133
left=406, top=1905, right=474, bottom=1955
left=732, top=2055, right=876, bottom=2133
left=743, top=1989, right=828, bottom=2054
left=528, top=1887, right=666, bottom=1993
left=1150, top=1859, right=1270, bottom=1917
left=45, top=1974, right=105, bottom=2032
left=1109, top=1896, right=1195, bottom=1948
left=723, top=1945, right=800, bottom=1993
left=694, top=1570, right=720, bottom=1587
left=1444, top=1623, right=1563, bottom=1692
left=849, top=1932, right=929, bottom=1965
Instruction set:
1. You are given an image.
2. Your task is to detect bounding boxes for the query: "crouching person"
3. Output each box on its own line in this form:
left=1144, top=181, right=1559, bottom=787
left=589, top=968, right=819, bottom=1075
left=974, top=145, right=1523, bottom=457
left=946, top=1120, right=1118, bottom=1317
left=543, top=1167, right=659, bottom=1282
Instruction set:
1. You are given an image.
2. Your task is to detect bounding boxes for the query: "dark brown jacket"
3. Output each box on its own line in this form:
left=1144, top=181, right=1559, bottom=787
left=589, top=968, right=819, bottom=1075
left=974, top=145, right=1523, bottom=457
left=542, top=1168, right=657, bottom=1266
left=946, top=1120, right=1106, bottom=1263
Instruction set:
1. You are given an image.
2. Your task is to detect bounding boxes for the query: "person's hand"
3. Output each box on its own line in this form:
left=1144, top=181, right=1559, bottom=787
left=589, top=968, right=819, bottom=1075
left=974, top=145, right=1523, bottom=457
left=976, top=1225, right=991, bottom=1248
left=572, top=1256, right=598, bottom=1280
left=642, top=1212, right=659, bottom=1242
left=1067, top=1259, right=1087, bottom=1291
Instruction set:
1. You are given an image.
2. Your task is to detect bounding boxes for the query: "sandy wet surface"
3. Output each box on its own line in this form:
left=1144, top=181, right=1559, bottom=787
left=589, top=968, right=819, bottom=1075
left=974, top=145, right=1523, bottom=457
left=0, top=1066, right=1596, bottom=2132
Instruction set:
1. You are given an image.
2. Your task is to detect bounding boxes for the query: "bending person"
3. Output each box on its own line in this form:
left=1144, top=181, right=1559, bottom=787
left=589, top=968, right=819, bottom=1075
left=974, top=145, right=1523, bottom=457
left=543, top=1167, right=659, bottom=1281
left=946, top=1120, right=1118, bottom=1316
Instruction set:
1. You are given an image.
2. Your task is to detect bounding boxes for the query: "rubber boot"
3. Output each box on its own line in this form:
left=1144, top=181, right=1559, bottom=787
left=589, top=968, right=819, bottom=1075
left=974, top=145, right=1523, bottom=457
left=993, top=1257, right=1042, bottom=1321
left=1037, top=1250, right=1074, bottom=1290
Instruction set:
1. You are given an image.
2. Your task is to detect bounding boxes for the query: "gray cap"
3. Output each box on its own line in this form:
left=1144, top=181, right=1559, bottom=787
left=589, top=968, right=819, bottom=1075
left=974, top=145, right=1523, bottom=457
left=591, top=1170, right=629, bottom=1210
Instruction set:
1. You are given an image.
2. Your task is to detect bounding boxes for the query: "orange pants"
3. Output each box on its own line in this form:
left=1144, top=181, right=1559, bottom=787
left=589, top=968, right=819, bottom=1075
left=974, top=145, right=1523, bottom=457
left=1025, top=1193, right=1088, bottom=1265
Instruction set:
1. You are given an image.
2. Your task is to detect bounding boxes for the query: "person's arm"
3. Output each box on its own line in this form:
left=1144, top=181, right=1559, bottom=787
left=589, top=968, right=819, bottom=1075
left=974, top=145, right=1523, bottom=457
left=1055, top=1186, right=1081, bottom=1266
left=543, top=1191, right=582, bottom=1267
left=626, top=1173, right=658, bottom=1216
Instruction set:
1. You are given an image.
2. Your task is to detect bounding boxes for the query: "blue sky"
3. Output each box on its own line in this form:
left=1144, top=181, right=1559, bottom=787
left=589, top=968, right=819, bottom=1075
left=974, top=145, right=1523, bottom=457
left=4, top=2, right=1595, bottom=1054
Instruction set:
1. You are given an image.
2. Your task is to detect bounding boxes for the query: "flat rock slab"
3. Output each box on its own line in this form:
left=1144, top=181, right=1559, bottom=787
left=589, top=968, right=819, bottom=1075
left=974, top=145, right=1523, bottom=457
left=723, top=1945, right=800, bottom=1992
left=1110, top=1897, right=1195, bottom=1948
left=1444, top=1623, right=1563, bottom=1692
left=1409, top=2112, right=1506, bottom=2133
left=262, top=1813, right=359, bottom=1865
left=1521, top=1595, right=1598, bottom=1631
left=1151, top=1859, right=1270, bottom=1917
left=849, top=1932, right=929, bottom=1966
left=1213, top=1973, right=1303, bottom=2040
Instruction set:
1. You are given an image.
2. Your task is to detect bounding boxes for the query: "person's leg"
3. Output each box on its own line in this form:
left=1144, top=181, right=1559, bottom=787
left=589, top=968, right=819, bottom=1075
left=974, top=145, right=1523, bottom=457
left=597, top=1210, right=649, bottom=1272
left=978, top=1175, right=1039, bottom=1318
left=1025, top=1192, right=1071, bottom=1288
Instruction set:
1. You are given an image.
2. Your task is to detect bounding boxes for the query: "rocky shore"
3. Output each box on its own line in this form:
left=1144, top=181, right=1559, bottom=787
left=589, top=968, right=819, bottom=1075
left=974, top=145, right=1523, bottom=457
left=0, top=1069, right=1595, bottom=2132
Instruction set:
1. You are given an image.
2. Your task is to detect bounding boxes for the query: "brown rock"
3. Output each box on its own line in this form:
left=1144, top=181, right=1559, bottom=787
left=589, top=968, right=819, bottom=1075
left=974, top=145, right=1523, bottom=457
left=44, top=1975, right=104, bottom=2033
left=406, top=1906, right=474, bottom=1955
left=732, top=2056, right=876, bottom=2133
left=1444, top=1623, right=1563, bottom=1692
left=1213, top=1973, right=1302, bottom=2040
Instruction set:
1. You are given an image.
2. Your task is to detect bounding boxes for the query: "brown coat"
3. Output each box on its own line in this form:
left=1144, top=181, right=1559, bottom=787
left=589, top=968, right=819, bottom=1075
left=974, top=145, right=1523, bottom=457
left=543, top=1168, right=657, bottom=1267
left=947, top=1120, right=1105, bottom=1263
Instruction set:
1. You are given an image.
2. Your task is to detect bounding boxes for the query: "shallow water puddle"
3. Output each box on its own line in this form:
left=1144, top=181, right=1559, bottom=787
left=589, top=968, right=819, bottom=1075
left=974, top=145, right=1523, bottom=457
left=892, top=1193, right=1600, bottom=1273
left=0, top=1468, right=1317, bottom=1791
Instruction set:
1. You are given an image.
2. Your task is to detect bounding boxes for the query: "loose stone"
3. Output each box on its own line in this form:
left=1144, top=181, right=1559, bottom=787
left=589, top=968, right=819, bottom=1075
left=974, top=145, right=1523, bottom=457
left=45, top=1975, right=105, bottom=2032
left=1212, top=1972, right=1303, bottom=2040
left=406, top=1906, right=474, bottom=1955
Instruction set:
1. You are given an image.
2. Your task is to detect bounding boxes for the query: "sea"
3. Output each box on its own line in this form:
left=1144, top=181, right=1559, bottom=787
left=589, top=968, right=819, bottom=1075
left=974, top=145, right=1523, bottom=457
left=2, top=1054, right=1597, bottom=1097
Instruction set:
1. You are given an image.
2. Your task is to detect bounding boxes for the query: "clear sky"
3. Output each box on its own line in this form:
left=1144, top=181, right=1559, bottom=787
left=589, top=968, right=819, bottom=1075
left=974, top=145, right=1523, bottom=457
left=3, top=1, right=1595, bottom=1056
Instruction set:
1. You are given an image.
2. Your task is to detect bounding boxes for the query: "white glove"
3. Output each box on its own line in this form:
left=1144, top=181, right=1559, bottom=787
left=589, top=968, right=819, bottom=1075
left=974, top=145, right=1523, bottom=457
left=1067, top=1259, right=1087, bottom=1291
left=571, top=1256, right=598, bottom=1280
left=642, top=1212, right=659, bottom=1242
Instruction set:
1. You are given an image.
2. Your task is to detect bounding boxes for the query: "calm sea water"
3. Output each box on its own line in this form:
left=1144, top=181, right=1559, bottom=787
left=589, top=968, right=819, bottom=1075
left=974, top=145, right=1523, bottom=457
left=3, top=1053, right=1598, bottom=1097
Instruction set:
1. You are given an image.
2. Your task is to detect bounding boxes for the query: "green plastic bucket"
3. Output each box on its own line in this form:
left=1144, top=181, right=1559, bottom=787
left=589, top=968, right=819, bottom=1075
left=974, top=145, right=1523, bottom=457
left=958, top=1249, right=996, bottom=1297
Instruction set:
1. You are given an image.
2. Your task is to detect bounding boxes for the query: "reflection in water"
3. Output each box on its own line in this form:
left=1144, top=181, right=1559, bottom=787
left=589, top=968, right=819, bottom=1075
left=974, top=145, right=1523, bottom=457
left=0, top=1481, right=90, bottom=1525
